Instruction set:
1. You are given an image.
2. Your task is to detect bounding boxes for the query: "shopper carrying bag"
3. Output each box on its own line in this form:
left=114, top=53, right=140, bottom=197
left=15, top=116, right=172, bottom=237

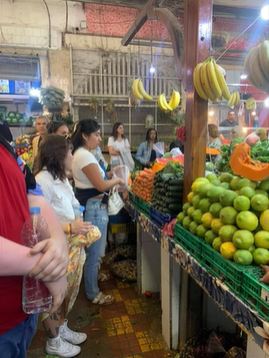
left=119, top=146, right=135, bottom=172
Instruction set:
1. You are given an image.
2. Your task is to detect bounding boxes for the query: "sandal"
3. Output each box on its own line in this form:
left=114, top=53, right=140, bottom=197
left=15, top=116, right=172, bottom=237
left=91, top=292, right=115, bottom=306
left=98, top=272, right=111, bottom=282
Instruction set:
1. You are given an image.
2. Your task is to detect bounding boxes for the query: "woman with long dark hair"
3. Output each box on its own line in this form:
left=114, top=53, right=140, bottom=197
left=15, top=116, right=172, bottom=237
left=47, top=121, right=69, bottom=137
left=135, top=127, right=162, bottom=168
left=34, top=135, right=91, bottom=357
left=107, top=122, right=130, bottom=168
left=71, top=119, right=125, bottom=305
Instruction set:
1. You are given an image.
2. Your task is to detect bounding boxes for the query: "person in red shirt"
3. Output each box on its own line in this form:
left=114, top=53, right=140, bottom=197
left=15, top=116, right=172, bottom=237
left=0, top=135, right=69, bottom=358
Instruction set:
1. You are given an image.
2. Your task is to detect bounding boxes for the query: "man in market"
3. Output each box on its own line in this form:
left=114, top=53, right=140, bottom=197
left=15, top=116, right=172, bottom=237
left=0, top=133, right=69, bottom=358
left=219, top=110, right=238, bottom=127
left=32, top=115, right=49, bottom=161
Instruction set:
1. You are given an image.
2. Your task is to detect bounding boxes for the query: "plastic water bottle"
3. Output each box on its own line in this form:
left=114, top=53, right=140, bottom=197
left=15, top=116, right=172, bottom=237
left=21, top=207, right=52, bottom=314
left=79, top=205, right=85, bottom=219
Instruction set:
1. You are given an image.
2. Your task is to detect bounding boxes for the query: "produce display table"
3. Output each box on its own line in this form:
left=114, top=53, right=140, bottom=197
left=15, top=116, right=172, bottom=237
left=125, top=200, right=269, bottom=357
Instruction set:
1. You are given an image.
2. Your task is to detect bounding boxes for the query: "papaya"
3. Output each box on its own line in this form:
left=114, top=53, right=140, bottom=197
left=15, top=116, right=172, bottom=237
left=230, top=142, right=269, bottom=181
left=206, top=147, right=220, bottom=155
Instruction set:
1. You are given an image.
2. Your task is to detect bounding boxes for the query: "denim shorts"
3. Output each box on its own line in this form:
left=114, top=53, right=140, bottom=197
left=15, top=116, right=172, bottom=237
left=0, top=314, right=38, bottom=358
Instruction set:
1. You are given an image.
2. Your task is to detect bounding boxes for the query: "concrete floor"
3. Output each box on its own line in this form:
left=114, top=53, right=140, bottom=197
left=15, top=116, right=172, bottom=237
left=27, top=270, right=172, bottom=358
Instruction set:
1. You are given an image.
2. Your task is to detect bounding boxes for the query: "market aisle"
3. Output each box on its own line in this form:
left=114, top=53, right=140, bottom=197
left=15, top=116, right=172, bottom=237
left=27, top=270, right=172, bottom=358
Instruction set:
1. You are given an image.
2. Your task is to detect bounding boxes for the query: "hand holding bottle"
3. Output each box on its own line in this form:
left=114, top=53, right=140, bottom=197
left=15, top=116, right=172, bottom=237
left=71, top=217, right=91, bottom=236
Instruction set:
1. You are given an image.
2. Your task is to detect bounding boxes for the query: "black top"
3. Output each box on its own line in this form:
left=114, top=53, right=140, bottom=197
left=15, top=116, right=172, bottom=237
left=219, top=119, right=238, bottom=127
left=0, top=121, right=13, bottom=142
left=169, top=140, right=184, bottom=153
left=149, top=149, right=156, bottom=162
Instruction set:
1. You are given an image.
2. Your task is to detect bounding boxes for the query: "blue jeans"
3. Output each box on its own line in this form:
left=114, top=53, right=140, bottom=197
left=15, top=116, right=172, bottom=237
left=84, top=198, right=109, bottom=300
left=0, top=314, right=38, bottom=358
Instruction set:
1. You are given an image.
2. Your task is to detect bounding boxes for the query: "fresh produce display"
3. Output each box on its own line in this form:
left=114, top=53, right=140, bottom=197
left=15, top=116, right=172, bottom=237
left=157, top=90, right=181, bottom=112
left=39, top=86, right=65, bottom=108
left=132, top=78, right=153, bottom=101
left=5, top=112, right=34, bottom=125
left=176, top=173, right=269, bottom=266
left=131, top=168, right=155, bottom=202
left=193, top=57, right=230, bottom=102
left=151, top=162, right=184, bottom=214
left=243, top=40, right=269, bottom=94
left=230, top=142, right=269, bottom=181
left=214, top=138, right=269, bottom=174
left=12, top=134, right=34, bottom=167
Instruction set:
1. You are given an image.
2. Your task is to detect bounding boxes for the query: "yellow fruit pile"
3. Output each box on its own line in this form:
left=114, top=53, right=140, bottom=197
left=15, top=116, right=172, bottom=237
left=177, top=174, right=269, bottom=266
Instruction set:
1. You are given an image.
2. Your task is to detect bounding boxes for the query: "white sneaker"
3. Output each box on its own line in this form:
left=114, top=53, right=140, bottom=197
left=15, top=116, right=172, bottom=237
left=46, top=335, right=81, bottom=358
left=59, top=319, right=87, bottom=345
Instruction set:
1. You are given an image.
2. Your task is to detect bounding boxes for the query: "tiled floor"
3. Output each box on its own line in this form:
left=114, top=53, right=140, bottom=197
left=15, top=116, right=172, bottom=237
left=28, top=269, right=173, bottom=358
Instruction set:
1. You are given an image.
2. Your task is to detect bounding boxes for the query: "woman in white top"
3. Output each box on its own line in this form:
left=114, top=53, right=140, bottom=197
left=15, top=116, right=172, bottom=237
left=71, top=119, right=125, bottom=306
left=107, top=122, right=130, bottom=168
left=34, top=135, right=91, bottom=357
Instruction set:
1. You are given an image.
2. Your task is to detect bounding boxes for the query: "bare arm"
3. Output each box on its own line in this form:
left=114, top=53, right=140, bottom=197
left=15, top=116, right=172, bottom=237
left=82, top=163, right=124, bottom=192
left=27, top=194, right=69, bottom=282
left=108, top=145, right=120, bottom=156
left=0, top=236, right=42, bottom=276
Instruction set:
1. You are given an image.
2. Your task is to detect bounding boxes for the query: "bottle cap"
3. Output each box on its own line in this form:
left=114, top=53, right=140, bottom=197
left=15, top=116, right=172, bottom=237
left=30, top=207, right=41, bottom=214
left=79, top=205, right=85, bottom=212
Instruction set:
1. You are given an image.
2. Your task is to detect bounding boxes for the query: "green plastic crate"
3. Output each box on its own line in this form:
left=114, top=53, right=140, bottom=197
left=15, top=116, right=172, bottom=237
left=136, top=197, right=150, bottom=218
left=201, top=242, right=253, bottom=294
left=241, top=268, right=269, bottom=319
left=174, top=223, right=203, bottom=262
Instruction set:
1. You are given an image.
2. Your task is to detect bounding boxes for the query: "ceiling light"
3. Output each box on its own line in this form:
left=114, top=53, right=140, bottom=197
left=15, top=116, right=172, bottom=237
left=149, top=64, right=155, bottom=74
left=265, top=97, right=269, bottom=107
left=240, top=73, right=247, bottom=80
left=208, top=109, right=214, bottom=116
left=251, top=111, right=256, bottom=116
left=261, top=4, right=269, bottom=20
left=242, top=127, right=247, bottom=133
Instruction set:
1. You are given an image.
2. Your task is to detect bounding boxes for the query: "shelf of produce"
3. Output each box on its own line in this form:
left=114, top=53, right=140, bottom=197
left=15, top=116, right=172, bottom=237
left=125, top=199, right=269, bottom=356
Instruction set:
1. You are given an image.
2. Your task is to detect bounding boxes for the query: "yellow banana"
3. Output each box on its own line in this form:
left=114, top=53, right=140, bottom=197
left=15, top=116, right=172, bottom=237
left=250, top=46, right=269, bottom=93
left=214, top=62, right=230, bottom=101
left=227, top=92, right=236, bottom=107
left=258, top=40, right=269, bottom=82
left=137, top=79, right=153, bottom=101
left=206, top=58, right=222, bottom=100
left=193, top=63, right=207, bottom=100
left=235, top=91, right=240, bottom=106
left=161, top=93, right=173, bottom=111
left=200, top=60, right=216, bottom=101
left=168, top=90, right=180, bottom=110
left=157, top=94, right=168, bottom=111
left=132, top=78, right=143, bottom=100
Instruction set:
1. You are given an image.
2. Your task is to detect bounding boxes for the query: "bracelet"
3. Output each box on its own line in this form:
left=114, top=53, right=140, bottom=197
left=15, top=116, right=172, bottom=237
left=66, top=223, right=71, bottom=236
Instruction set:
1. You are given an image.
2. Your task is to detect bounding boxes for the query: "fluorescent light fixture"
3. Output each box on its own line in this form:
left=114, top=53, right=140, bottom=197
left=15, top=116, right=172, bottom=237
left=261, top=4, right=269, bottom=20
left=265, top=97, right=269, bottom=107
left=240, top=73, right=247, bottom=80
left=149, top=64, right=155, bottom=74
left=30, top=88, right=40, bottom=97
left=251, top=111, right=256, bottom=115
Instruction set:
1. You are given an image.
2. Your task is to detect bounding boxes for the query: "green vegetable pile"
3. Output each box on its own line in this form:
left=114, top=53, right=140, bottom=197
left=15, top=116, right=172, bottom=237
left=39, top=86, right=65, bottom=108
left=151, top=163, right=184, bottom=214
left=250, top=140, right=269, bottom=163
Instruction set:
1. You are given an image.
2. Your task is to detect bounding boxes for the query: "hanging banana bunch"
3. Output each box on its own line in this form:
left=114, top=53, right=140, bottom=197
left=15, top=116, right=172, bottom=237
left=193, top=57, right=230, bottom=102
left=245, top=97, right=257, bottom=111
left=132, top=78, right=153, bottom=101
left=227, top=91, right=240, bottom=107
left=157, top=90, right=180, bottom=112
left=243, top=40, right=269, bottom=94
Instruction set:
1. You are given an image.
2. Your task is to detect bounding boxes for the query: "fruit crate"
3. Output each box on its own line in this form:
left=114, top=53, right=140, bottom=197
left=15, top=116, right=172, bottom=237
left=136, top=197, right=150, bottom=218
left=201, top=242, right=253, bottom=294
left=174, top=223, right=203, bottom=262
left=109, top=223, right=135, bottom=234
left=241, top=268, right=269, bottom=320
left=150, top=207, right=177, bottom=228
